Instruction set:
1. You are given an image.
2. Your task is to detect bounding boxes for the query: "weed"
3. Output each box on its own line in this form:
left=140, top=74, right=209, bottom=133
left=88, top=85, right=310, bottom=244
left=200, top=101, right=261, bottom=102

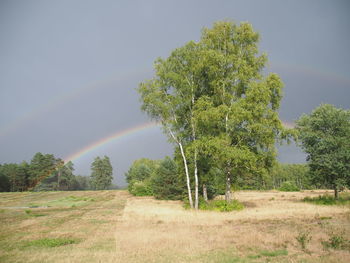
left=296, top=230, right=312, bottom=250
left=24, top=209, right=46, bottom=217
left=260, top=249, right=288, bottom=257
left=319, top=216, right=332, bottom=220
left=322, top=231, right=350, bottom=250
left=199, top=199, right=244, bottom=212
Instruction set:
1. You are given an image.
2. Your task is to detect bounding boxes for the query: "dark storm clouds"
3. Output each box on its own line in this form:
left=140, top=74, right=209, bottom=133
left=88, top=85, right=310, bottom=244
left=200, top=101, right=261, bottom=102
left=1, top=0, right=349, bottom=185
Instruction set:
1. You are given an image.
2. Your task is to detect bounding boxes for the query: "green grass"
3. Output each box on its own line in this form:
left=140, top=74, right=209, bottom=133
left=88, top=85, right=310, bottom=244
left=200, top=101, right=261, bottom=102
left=259, top=249, right=288, bottom=257
left=22, top=238, right=80, bottom=248
left=303, top=193, right=350, bottom=205
left=184, top=199, right=244, bottom=212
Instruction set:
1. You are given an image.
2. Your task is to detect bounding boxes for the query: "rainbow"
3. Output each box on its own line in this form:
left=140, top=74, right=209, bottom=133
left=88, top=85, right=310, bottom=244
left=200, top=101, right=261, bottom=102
left=63, top=122, right=159, bottom=163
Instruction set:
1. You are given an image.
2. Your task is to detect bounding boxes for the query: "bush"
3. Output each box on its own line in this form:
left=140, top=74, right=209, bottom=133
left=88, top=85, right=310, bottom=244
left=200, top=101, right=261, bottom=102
left=151, top=157, right=183, bottom=200
left=296, top=230, right=312, bottom=250
left=129, top=180, right=153, bottom=196
left=279, top=181, right=300, bottom=192
left=322, top=231, right=350, bottom=250
left=185, top=199, right=244, bottom=212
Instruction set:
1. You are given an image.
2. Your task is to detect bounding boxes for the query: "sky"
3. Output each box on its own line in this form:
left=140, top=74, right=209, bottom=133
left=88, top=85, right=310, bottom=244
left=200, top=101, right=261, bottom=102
left=1, top=0, right=349, bottom=186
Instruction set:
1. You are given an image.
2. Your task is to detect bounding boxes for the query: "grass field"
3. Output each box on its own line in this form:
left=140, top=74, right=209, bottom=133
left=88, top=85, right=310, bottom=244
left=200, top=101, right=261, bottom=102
left=1, top=190, right=349, bottom=262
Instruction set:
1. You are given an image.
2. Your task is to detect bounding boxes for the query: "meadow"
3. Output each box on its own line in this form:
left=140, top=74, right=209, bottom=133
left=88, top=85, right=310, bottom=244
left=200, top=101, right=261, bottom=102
left=0, top=190, right=349, bottom=262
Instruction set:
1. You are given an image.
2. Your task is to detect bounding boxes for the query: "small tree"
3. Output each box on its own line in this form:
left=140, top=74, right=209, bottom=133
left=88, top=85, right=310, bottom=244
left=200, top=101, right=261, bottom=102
left=90, top=156, right=113, bottom=190
left=296, top=104, right=350, bottom=199
left=151, top=157, right=183, bottom=200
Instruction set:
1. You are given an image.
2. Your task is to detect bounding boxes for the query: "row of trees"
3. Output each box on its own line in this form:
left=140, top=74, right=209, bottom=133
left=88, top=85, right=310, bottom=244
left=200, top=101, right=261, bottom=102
left=0, top=153, right=114, bottom=192
left=126, top=158, right=312, bottom=199
left=136, top=20, right=349, bottom=206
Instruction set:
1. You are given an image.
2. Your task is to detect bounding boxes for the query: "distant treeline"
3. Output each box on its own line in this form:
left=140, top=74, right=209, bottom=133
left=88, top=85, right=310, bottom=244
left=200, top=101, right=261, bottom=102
left=0, top=152, right=115, bottom=192
left=126, top=156, right=312, bottom=200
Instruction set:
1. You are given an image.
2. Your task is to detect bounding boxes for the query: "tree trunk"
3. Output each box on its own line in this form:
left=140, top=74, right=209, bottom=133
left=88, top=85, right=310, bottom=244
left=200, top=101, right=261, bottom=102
left=203, top=184, right=208, bottom=202
left=334, top=186, right=339, bottom=200
left=178, top=142, right=194, bottom=208
left=194, top=149, right=199, bottom=210
left=225, top=173, right=232, bottom=203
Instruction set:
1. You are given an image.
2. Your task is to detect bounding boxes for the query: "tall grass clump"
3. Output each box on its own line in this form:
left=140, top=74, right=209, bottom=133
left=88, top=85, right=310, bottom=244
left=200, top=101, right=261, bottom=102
left=184, top=199, right=244, bottom=212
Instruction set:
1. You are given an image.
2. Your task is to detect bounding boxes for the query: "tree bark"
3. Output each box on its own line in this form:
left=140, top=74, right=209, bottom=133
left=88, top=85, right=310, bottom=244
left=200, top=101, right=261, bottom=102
left=179, top=141, right=194, bottom=208
left=203, top=184, right=208, bottom=202
left=225, top=173, right=232, bottom=203
left=334, top=185, right=339, bottom=200
left=194, top=149, right=199, bottom=209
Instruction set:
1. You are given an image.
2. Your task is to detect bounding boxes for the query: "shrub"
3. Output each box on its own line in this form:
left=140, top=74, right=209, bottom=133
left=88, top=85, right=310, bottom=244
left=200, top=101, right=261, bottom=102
left=185, top=199, right=244, bottom=212
left=129, top=180, right=153, bottom=196
left=322, top=231, right=350, bottom=250
left=296, top=230, right=312, bottom=250
left=279, top=181, right=300, bottom=192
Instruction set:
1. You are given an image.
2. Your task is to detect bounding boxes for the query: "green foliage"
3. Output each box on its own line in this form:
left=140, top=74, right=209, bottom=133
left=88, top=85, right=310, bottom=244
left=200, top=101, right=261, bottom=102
left=259, top=249, right=288, bottom=257
left=296, top=104, right=350, bottom=198
left=22, top=238, right=79, bottom=248
left=303, top=193, right=350, bottom=205
left=138, top=20, right=292, bottom=208
left=125, top=158, right=159, bottom=195
left=322, top=231, right=350, bottom=250
left=279, top=181, right=300, bottom=192
left=90, top=156, right=113, bottom=190
left=151, top=157, right=184, bottom=200
left=296, top=230, right=312, bottom=250
left=129, top=180, right=153, bottom=196
left=269, top=163, right=311, bottom=190
left=185, top=199, right=244, bottom=212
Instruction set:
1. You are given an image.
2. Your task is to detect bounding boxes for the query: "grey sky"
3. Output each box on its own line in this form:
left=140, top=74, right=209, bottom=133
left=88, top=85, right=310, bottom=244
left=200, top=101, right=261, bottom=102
left=1, top=0, right=349, bottom=186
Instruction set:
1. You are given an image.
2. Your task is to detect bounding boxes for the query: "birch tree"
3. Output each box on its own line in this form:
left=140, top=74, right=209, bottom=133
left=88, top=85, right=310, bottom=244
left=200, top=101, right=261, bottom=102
left=139, top=21, right=289, bottom=206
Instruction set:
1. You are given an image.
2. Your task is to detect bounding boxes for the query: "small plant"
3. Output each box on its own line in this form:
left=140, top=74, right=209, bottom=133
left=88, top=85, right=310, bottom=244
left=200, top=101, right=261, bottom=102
left=183, top=199, right=244, bottom=212
left=296, top=230, right=312, bottom=250
left=322, top=231, right=350, bottom=250
left=260, top=249, right=288, bottom=257
left=24, top=209, right=45, bottom=217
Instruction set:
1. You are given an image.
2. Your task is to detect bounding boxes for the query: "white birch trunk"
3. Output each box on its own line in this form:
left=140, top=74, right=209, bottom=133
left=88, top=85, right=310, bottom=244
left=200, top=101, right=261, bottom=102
left=179, top=141, right=194, bottom=209
left=194, top=148, right=199, bottom=209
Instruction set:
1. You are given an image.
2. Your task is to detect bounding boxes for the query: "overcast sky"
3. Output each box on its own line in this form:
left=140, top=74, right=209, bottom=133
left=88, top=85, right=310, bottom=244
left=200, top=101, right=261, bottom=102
left=1, top=0, right=349, bottom=186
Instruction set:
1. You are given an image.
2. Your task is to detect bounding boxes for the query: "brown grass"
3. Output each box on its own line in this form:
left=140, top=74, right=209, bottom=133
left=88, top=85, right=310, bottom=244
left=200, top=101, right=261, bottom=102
left=1, top=190, right=349, bottom=262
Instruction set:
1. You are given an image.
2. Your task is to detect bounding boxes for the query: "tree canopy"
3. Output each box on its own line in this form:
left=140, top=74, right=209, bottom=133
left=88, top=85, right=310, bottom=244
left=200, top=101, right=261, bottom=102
left=296, top=104, right=350, bottom=198
left=138, top=21, right=290, bottom=209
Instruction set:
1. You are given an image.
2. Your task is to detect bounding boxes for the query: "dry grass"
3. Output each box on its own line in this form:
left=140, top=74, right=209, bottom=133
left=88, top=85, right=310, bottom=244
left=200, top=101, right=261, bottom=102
left=1, top=190, right=350, bottom=262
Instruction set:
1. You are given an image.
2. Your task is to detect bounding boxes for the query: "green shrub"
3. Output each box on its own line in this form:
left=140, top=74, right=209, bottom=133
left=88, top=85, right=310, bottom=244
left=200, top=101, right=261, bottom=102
left=185, top=199, right=244, bottom=212
left=130, top=180, right=153, bottom=196
left=322, top=232, right=350, bottom=250
left=279, top=181, right=300, bottom=192
left=296, top=230, right=312, bottom=250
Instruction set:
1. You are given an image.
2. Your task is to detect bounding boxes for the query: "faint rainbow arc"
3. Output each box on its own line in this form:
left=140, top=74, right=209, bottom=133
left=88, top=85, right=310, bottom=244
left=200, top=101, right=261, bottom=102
left=63, top=122, right=159, bottom=163
left=0, top=68, right=149, bottom=138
